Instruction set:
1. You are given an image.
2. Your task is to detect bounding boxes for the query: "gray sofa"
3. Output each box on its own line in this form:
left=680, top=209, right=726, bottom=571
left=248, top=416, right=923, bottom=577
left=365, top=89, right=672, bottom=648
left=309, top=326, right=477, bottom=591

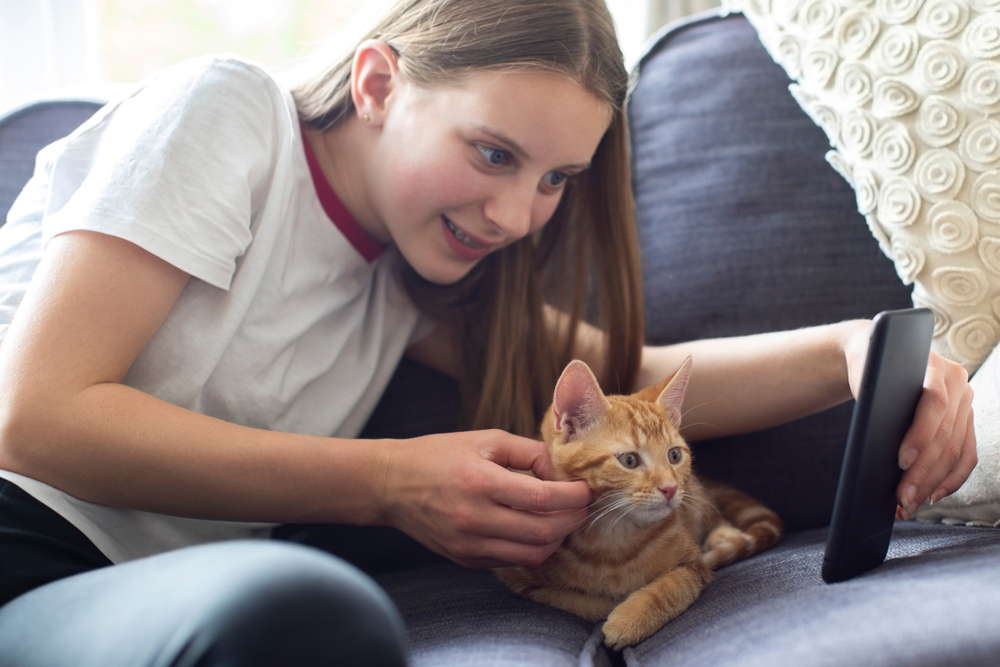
left=2, top=9, right=999, bottom=667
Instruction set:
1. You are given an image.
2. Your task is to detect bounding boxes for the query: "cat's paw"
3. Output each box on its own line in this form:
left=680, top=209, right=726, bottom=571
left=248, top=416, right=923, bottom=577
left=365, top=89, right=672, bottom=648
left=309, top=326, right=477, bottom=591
left=601, top=605, right=660, bottom=651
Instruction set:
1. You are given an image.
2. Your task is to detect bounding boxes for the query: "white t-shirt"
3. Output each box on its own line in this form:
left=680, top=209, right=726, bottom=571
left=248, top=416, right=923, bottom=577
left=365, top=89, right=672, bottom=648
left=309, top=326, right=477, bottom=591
left=0, top=54, right=432, bottom=563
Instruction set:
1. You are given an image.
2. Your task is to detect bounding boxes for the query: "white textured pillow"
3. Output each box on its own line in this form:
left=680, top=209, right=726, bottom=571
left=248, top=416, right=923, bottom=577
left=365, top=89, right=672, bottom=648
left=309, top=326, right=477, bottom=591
left=723, top=0, right=1000, bottom=373
left=722, top=0, right=1000, bottom=524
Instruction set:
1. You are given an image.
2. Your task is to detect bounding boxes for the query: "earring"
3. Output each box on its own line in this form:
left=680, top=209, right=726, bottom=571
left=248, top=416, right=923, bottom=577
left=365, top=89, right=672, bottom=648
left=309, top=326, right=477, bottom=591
left=362, top=112, right=371, bottom=122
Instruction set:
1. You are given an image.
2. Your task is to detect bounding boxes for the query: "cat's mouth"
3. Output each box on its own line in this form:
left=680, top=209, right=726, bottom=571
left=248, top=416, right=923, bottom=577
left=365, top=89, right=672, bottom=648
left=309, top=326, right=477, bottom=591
left=640, top=491, right=683, bottom=519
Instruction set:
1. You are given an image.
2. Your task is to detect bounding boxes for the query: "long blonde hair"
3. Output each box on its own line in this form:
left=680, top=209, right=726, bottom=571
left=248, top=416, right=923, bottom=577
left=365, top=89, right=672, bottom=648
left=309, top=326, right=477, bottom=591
left=291, top=0, right=643, bottom=437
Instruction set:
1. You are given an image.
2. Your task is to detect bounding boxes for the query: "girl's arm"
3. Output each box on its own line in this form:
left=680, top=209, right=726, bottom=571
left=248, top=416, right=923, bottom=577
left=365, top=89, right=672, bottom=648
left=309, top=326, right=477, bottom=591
left=636, top=322, right=865, bottom=441
left=0, top=231, right=589, bottom=568
left=636, top=322, right=976, bottom=521
left=407, top=306, right=976, bottom=520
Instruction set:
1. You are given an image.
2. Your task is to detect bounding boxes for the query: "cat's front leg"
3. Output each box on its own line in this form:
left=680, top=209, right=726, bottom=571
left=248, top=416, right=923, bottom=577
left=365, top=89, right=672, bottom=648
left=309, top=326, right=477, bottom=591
left=601, top=560, right=711, bottom=650
left=496, top=566, right=617, bottom=621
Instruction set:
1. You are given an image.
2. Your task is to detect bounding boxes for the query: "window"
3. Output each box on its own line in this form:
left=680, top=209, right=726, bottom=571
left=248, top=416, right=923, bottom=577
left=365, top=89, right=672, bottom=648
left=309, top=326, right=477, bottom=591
left=0, top=0, right=712, bottom=113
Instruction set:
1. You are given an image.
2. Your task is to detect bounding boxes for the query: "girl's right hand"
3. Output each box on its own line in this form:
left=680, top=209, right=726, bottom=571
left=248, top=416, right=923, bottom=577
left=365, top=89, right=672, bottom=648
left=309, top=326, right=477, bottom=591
left=375, top=429, right=591, bottom=568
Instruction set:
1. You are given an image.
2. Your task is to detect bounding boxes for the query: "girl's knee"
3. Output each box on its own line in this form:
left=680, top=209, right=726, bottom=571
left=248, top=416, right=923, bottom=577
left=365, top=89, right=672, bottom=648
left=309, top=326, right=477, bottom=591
left=164, top=541, right=408, bottom=667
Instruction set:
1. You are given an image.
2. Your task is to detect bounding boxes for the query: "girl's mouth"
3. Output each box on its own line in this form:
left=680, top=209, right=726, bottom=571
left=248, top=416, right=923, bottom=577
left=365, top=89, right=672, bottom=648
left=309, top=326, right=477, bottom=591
left=443, top=216, right=486, bottom=249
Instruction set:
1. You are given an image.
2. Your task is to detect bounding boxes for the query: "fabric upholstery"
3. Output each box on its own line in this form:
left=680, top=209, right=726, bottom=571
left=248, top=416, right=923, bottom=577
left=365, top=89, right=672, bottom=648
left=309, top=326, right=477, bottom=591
left=625, top=522, right=1000, bottom=667
left=726, top=0, right=1000, bottom=374
left=0, top=99, right=103, bottom=227
left=628, top=10, right=913, bottom=532
left=376, top=564, right=613, bottom=667
left=722, top=0, right=1000, bottom=529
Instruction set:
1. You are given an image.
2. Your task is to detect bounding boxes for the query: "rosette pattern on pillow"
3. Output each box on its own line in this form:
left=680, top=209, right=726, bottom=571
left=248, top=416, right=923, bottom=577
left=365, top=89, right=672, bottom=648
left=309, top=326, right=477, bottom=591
left=723, top=0, right=1000, bottom=374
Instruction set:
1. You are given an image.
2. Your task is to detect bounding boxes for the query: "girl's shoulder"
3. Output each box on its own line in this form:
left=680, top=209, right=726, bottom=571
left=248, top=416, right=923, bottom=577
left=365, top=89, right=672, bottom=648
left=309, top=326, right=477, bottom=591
left=92, top=53, right=296, bottom=141
left=138, top=53, right=289, bottom=108
left=24, top=54, right=303, bottom=293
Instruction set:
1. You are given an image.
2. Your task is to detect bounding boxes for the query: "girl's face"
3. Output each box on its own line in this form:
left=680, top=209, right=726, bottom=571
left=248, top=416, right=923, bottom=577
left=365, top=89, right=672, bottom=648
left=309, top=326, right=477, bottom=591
left=365, top=70, right=612, bottom=285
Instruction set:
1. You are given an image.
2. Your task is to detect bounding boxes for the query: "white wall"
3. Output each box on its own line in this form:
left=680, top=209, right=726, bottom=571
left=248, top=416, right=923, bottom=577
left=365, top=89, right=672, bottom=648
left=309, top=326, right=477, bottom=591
left=0, top=0, right=103, bottom=113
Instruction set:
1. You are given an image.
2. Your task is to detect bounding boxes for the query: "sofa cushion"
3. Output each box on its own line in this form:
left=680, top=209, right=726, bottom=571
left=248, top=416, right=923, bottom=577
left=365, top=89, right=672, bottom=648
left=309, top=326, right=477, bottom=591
left=624, top=522, right=1000, bottom=667
left=359, top=521, right=1000, bottom=667
left=376, top=564, right=614, bottom=667
left=628, top=10, right=913, bottom=532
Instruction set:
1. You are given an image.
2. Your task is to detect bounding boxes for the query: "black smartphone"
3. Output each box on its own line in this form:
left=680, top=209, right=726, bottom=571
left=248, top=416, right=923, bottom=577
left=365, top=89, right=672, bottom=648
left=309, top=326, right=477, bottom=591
left=822, top=308, right=934, bottom=584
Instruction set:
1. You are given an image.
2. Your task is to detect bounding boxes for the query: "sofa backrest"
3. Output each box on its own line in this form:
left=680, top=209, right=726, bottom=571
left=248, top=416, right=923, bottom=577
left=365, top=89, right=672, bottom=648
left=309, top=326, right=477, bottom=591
left=628, top=10, right=913, bottom=531
left=0, top=99, right=103, bottom=227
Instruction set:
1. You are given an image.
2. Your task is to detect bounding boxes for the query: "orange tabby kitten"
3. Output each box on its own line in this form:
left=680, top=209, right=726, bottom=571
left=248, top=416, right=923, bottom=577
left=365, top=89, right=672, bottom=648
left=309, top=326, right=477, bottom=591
left=495, top=357, right=783, bottom=650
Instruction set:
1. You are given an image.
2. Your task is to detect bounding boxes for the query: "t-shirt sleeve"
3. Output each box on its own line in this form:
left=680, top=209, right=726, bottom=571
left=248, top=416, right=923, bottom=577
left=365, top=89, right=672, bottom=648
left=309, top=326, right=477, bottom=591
left=39, top=55, right=286, bottom=290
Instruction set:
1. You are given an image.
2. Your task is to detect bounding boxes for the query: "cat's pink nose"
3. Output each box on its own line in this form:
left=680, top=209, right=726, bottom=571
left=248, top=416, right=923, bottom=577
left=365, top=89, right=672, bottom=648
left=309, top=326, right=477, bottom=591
left=659, top=484, right=677, bottom=501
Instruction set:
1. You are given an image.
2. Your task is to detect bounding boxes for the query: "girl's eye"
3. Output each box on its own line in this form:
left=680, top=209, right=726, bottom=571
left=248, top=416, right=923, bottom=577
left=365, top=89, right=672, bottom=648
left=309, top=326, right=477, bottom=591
left=543, top=171, right=568, bottom=188
left=477, top=145, right=510, bottom=166
left=668, top=447, right=683, bottom=464
left=617, top=452, right=640, bottom=469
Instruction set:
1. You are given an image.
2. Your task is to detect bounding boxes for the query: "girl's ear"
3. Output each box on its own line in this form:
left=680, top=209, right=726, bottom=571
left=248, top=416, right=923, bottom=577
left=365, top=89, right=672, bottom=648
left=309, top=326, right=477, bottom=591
left=351, top=39, right=399, bottom=127
left=553, top=360, right=609, bottom=441
left=656, top=356, right=692, bottom=426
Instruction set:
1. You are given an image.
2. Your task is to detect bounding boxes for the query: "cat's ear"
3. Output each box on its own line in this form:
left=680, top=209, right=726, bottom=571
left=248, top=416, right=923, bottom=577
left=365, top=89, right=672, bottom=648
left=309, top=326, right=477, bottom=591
left=656, top=356, right=692, bottom=426
left=552, top=360, right=609, bottom=440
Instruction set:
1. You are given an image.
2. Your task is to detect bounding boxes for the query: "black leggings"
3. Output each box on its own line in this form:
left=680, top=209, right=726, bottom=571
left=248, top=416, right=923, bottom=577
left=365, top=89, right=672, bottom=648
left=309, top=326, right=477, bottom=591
left=0, top=479, right=408, bottom=667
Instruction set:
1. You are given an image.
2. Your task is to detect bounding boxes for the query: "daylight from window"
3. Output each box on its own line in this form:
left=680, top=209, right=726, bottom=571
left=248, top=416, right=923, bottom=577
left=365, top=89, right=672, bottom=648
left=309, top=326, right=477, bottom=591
left=99, top=0, right=389, bottom=84
left=0, top=0, right=651, bottom=113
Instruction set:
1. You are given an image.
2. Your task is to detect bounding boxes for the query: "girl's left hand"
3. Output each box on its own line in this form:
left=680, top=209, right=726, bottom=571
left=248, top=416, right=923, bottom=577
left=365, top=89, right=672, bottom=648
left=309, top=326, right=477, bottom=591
left=844, top=322, right=978, bottom=520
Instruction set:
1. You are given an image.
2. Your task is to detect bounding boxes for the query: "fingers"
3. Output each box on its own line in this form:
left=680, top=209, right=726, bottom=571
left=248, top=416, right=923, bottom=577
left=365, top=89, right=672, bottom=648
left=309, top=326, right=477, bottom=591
left=926, top=410, right=978, bottom=503
left=485, top=430, right=558, bottom=480
left=443, top=509, right=584, bottom=568
left=424, top=503, right=584, bottom=568
left=482, top=505, right=589, bottom=545
left=444, top=536, right=564, bottom=569
left=896, top=355, right=976, bottom=518
left=390, top=429, right=593, bottom=570
left=485, top=465, right=591, bottom=513
left=482, top=430, right=591, bottom=512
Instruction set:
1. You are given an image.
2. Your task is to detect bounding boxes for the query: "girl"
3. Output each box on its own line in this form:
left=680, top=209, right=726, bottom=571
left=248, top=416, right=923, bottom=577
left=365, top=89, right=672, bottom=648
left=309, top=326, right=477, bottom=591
left=0, top=0, right=976, bottom=664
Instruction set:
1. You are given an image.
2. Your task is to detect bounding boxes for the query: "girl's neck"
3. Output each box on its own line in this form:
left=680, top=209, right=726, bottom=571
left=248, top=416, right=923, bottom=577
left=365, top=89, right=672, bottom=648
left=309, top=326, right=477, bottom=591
left=304, top=117, right=389, bottom=245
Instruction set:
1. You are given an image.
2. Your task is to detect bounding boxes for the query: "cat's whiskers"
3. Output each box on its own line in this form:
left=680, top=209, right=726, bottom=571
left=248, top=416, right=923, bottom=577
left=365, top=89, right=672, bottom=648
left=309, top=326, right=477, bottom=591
left=677, top=421, right=725, bottom=436
left=680, top=496, right=710, bottom=523
left=681, top=492, right=723, bottom=522
left=680, top=393, right=726, bottom=420
left=683, top=490, right=718, bottom=511
left=604, top=502, right=641, bottom=535
left=586, top=496, right=632, bottom=527
left=584, top=493, right=634, bottom=532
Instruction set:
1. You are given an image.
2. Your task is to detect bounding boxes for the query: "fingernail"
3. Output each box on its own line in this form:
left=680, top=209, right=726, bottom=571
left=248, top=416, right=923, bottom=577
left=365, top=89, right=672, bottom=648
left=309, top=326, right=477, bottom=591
left=899, top=448, right=918, bottom=470
left=896, top=506, right=905, bottom=521
left=930, top=489, right=945, bottom=505
left=902, top=485, right=916, bottom=512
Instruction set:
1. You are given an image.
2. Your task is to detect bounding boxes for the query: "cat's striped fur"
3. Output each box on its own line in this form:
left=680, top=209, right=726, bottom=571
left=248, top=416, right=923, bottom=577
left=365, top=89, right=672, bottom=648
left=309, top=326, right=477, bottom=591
left=495, top=358, right=783, bottom=650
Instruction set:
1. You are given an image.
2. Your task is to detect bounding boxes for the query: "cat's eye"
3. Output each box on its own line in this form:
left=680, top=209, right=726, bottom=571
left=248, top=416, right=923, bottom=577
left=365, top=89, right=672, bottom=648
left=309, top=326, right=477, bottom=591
left=668, top=447, right=683, bottom=464
left=617, top=452, right=640, bottom=469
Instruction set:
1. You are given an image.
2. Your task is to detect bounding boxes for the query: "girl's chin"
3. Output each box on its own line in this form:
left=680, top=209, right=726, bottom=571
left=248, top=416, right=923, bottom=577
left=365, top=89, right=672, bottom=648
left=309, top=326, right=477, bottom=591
left=406, top=254, right=483, bottom=286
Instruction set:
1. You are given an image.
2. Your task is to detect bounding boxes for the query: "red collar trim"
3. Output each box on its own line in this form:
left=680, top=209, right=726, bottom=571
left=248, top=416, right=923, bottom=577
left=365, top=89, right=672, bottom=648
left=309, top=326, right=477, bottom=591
left=300, top=122, right=385, bottom=263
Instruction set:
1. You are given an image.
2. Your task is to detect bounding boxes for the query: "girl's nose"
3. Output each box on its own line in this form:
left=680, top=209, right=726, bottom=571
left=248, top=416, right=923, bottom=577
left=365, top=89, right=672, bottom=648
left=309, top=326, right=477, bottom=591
left=484, top=183, right=534, bottom=240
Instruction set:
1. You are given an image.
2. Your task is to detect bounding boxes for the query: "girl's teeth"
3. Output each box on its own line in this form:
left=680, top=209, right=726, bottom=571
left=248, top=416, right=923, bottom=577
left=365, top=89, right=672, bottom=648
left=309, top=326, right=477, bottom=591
left=445, top=217, right=485, bottom=249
